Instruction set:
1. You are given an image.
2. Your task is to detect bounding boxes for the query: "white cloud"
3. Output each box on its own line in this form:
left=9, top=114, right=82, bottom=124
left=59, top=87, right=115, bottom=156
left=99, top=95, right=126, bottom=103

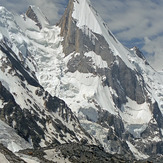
left=92, top=0, right=163, bottom=40
left=0, top=0, right=29, bottom=13
left=143, top=36, right=163, bottom=71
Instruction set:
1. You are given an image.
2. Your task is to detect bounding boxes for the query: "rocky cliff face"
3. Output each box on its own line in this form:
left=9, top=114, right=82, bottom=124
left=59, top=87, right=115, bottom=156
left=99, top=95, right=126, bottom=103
left=56, top=0, right=163, bottom=159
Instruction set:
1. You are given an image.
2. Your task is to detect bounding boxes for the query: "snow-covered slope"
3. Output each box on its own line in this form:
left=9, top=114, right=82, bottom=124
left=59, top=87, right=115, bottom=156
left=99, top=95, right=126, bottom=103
left=0, top=153, right=9, bottom=163
left=0, top=4, right=95, bottom=154
left=0, top=39, right=94, bottom=146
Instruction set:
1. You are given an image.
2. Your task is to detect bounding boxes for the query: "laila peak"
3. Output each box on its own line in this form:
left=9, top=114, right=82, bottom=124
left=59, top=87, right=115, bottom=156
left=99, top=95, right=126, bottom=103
left=0, top=0, right=163, bottom=162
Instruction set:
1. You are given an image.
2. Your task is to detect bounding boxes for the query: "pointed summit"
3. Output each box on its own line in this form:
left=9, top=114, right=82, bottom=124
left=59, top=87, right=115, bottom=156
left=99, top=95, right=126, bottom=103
left=59, top=0, right=134, bottom=69
left=72, top=0, right=102, bottom=34
left=60, top=0, right=110, bottom=35
left=59, top=0, right=113, bottom=55
left=58, top=0, right=148, bottom=118
left=26, top=5, right=49, bottom=29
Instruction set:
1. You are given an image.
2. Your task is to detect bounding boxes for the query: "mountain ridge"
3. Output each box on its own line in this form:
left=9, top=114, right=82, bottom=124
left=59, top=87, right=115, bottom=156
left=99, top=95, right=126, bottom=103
left=56, top=0, right=163, bottom=158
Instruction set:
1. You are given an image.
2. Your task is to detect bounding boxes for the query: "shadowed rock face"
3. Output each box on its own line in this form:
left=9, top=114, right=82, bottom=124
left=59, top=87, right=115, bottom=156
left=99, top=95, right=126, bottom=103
left=58, top=0, right=163, bottom=157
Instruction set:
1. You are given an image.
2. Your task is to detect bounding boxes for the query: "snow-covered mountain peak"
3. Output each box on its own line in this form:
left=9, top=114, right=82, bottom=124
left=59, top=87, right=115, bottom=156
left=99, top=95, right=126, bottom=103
left=56, top=0, right=163, bottom=157
left=68, top=0, right=136, bottom=70
left=26, top=5, right=49, bottom=29
left=72, top=0, right=103, bottom=34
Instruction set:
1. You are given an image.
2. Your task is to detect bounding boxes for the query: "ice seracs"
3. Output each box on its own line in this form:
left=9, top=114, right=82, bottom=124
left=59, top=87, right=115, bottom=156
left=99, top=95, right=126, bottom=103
left=120, top=98, right=152, bottom=125
left=0, top=4, right=96, bottom=156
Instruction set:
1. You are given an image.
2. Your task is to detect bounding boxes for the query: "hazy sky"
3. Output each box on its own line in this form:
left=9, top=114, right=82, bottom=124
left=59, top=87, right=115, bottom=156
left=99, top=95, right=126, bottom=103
left=0, top=0, right=163, bottom=70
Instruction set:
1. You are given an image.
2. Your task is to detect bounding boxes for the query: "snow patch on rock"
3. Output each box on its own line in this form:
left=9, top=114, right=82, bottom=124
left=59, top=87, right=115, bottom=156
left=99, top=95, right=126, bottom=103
left=0, top=153, right=9, bottom=163
left=126, top=141, right=149, bottom=160
left=0, top=120, right=32, bottom=152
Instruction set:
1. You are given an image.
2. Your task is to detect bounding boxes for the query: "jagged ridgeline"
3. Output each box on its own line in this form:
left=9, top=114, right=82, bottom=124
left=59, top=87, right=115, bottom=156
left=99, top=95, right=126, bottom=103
left=0, top=0, right=163, bottom=162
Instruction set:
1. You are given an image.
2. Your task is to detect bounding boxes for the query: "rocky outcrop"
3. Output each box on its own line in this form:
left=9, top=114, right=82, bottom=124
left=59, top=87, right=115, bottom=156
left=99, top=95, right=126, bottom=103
left=0, top=143, right=25, bottom=163
left=1, top=141, right=163, bottom=162
left=19, top=142, right=135, bottom=163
